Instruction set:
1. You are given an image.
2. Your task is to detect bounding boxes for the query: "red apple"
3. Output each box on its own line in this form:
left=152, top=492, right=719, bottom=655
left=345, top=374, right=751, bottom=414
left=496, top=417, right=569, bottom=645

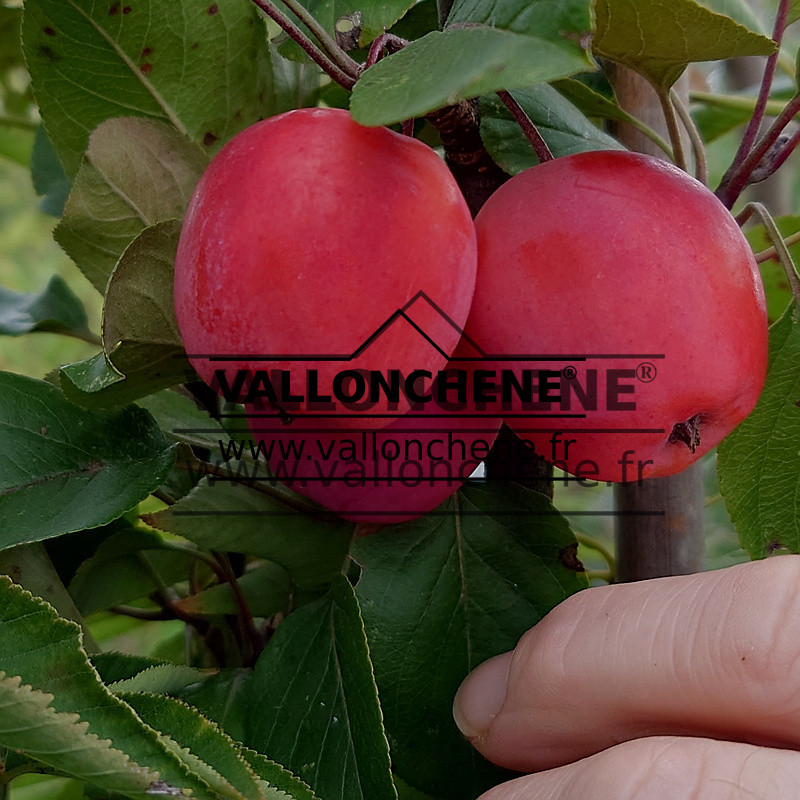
left=247, top=344, right=501, bottom=523
left=463, top=151, right=768, bottom=482
left=174, top=108, right=477, bottom=430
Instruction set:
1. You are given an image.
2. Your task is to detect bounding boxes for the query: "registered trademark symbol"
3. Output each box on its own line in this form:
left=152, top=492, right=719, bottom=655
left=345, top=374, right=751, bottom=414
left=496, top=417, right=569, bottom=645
left=562, top=366, right=577, bottom=380
left=636, top=362, right=657, bottom=382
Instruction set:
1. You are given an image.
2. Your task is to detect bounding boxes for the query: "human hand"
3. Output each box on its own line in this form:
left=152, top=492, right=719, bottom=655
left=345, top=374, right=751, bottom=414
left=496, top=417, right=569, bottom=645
left=453, top=557, right=800, bottom=798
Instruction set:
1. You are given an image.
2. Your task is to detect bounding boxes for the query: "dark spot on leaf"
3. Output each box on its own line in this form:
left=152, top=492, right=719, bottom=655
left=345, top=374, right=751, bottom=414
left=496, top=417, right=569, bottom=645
left=108, top=2, right=121, bottom=14
left=208, top=3, right=219, bottom=14
left=778, top=280, right=790, bottom=291
left=203, top=132, right=218, bottom=147
left=43, top=26, right=56, bottom=36
left=558, top=542, right=585, bottom=572
left=767, top=540, right=789, bottom=554
left=123, top=5, right=132, bottom=13
left=140, top=46, right=152, bottom=57
left=40, top=426, right=47, bottom=436
left=234, top=109, right=242, bottom=119
left=190, top=41, right=199, bottom=49
left=38, top=45, right=61, bottom=62
left=140, top=63, right=152, bottom=75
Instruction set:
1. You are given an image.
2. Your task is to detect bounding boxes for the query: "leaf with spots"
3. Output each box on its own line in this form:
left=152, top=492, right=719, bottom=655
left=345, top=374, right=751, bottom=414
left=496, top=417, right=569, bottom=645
left=22, top=0, right=271, bottom=177
left=0, top=370, right=174, bottom=546
left=54, top=118, right=208, bottom=294
left=718, top=304, right=800, bottom=559
left=351, top=482, right=587, bottom=800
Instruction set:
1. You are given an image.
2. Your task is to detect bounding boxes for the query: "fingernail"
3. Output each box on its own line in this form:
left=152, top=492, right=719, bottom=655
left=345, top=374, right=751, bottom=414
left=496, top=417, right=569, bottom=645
left=453, top=651, right=512, bottom=741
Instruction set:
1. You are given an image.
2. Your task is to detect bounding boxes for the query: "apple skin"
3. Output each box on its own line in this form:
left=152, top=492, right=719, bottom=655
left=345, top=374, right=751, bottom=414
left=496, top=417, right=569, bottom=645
left=246, top=345, right=501, bottom=523
left=463, top=150, right=768, bottom=482
left=174, top=107, right=477, bottom=430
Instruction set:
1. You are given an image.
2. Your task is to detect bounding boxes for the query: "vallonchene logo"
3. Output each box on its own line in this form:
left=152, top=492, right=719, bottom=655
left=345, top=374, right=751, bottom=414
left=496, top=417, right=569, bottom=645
left=180, top=291, right=665, bottom=517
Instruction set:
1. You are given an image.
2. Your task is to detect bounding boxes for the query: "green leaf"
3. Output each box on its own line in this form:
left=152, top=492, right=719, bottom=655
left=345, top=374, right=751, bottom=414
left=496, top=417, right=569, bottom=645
left=144, top=480, right=353, bottom=592
left=109, top=665, right=209, bottom=695
left=0, top=576, right=214, bottom=797
left=68, top=525, right=204, bottom=615
left=0, top=673, right=160, bottom=798
left=480, top=86, right=623, bottom=174
left=445, top=0, right=592, bottom=40
left=0, top=542, right=97, bottom=651
left=101, top=220, right=190, bottom=387
left=30, top=125, right=71, bottom=217
left=0, top=372, right=174, bottom=548
left=352, top=482, right=588, bottom=800
left=176, top=561, right=292, bottom=618
left=593, top=0, right=776, bottom=89
left=241, top=748, right=322, bottom=800
left=791, top=0, right=800, bottom=25
left=349, top=26, right=593, bottom=126
left=553, top=76, right=647, bottom=125
left=60, top=221, right=193, bottom=409
left=118, top=692, right=264, bottom=800
left=718, top=305, right=800, bottom=558
left=91, top=651, right=166, bottom=685
left=22, top=0, right=270, bottom=177
left=54, top=118, right=207, bottom=293
left=173, top=669, right=252, bottom=745
left=0, top=275, right=90, bottom=338
left=245, top=575, right=396, bottom=800
left=281, top=0, right=415, bottom=51
left=745, top=215, right=799, bottom=325
left=136, top=390, right=229, bottom=451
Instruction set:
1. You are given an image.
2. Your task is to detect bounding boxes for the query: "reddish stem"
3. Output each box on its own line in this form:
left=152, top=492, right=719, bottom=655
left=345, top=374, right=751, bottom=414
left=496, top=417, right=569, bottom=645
left=716, top=0, right=790, bottom=206
left=496, top=90, right=554, bottom=163
left=716, top=91, right=800, bottom=207
left=364, top=32, right=409, bottom=69
left=249, top=0, right=356, bottom=89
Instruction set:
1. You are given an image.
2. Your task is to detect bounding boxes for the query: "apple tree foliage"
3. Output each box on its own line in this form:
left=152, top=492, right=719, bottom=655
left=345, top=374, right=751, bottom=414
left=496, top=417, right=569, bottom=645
left=0, top=0, right=797, bottom=798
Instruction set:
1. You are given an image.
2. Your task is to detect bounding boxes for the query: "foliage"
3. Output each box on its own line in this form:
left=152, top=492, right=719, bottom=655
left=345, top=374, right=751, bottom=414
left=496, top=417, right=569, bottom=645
left=0, top=0, right=796, bottom=798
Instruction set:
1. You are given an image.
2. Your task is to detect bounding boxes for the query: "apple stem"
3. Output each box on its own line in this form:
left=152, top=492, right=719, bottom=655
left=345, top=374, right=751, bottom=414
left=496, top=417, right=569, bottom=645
left=719, top=0, right=789, bottom=193
left=248, top=0, right=357, bottom=89
left=364, top=33, right=409, bottom=70
left=741, top=202, right=800, bottom=304
left=655, top=86, right=687, bottom=172
left=670, top=88, right=708, bottom=185
left=496, top=90, right=554, bottom=163
left=754, top=228, right=800, bottom=264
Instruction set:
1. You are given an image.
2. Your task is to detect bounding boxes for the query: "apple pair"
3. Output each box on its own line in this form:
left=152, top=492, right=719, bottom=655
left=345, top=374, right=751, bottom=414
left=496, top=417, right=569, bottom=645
left=174, top=108, right=767, bottom=522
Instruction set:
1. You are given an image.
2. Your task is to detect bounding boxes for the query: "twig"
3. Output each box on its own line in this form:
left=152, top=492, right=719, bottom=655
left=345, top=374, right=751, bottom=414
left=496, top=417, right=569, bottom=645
left=496, top=90, right=554, bottom=163
left=575, top=532, right=617, bottom=582
left=671, top=87, right=708, bottom=185
left=364, top=32, right=409, bottom=69
left=755, top=228, right=800, bottom=263
left=248, top=0, right=356, bottom=89
left=213, top=552, right=264, bottom=664
left=655, top=85, right=687, bottom=171
left=740, top=202, right=800, bottom=303
left=723, top=0, right=789, bottom=185
left=110, top=605, right=173, bottom=621
left=276, top=0, right=361, bottom=76
left=716, top=92, right=800, bottom=207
